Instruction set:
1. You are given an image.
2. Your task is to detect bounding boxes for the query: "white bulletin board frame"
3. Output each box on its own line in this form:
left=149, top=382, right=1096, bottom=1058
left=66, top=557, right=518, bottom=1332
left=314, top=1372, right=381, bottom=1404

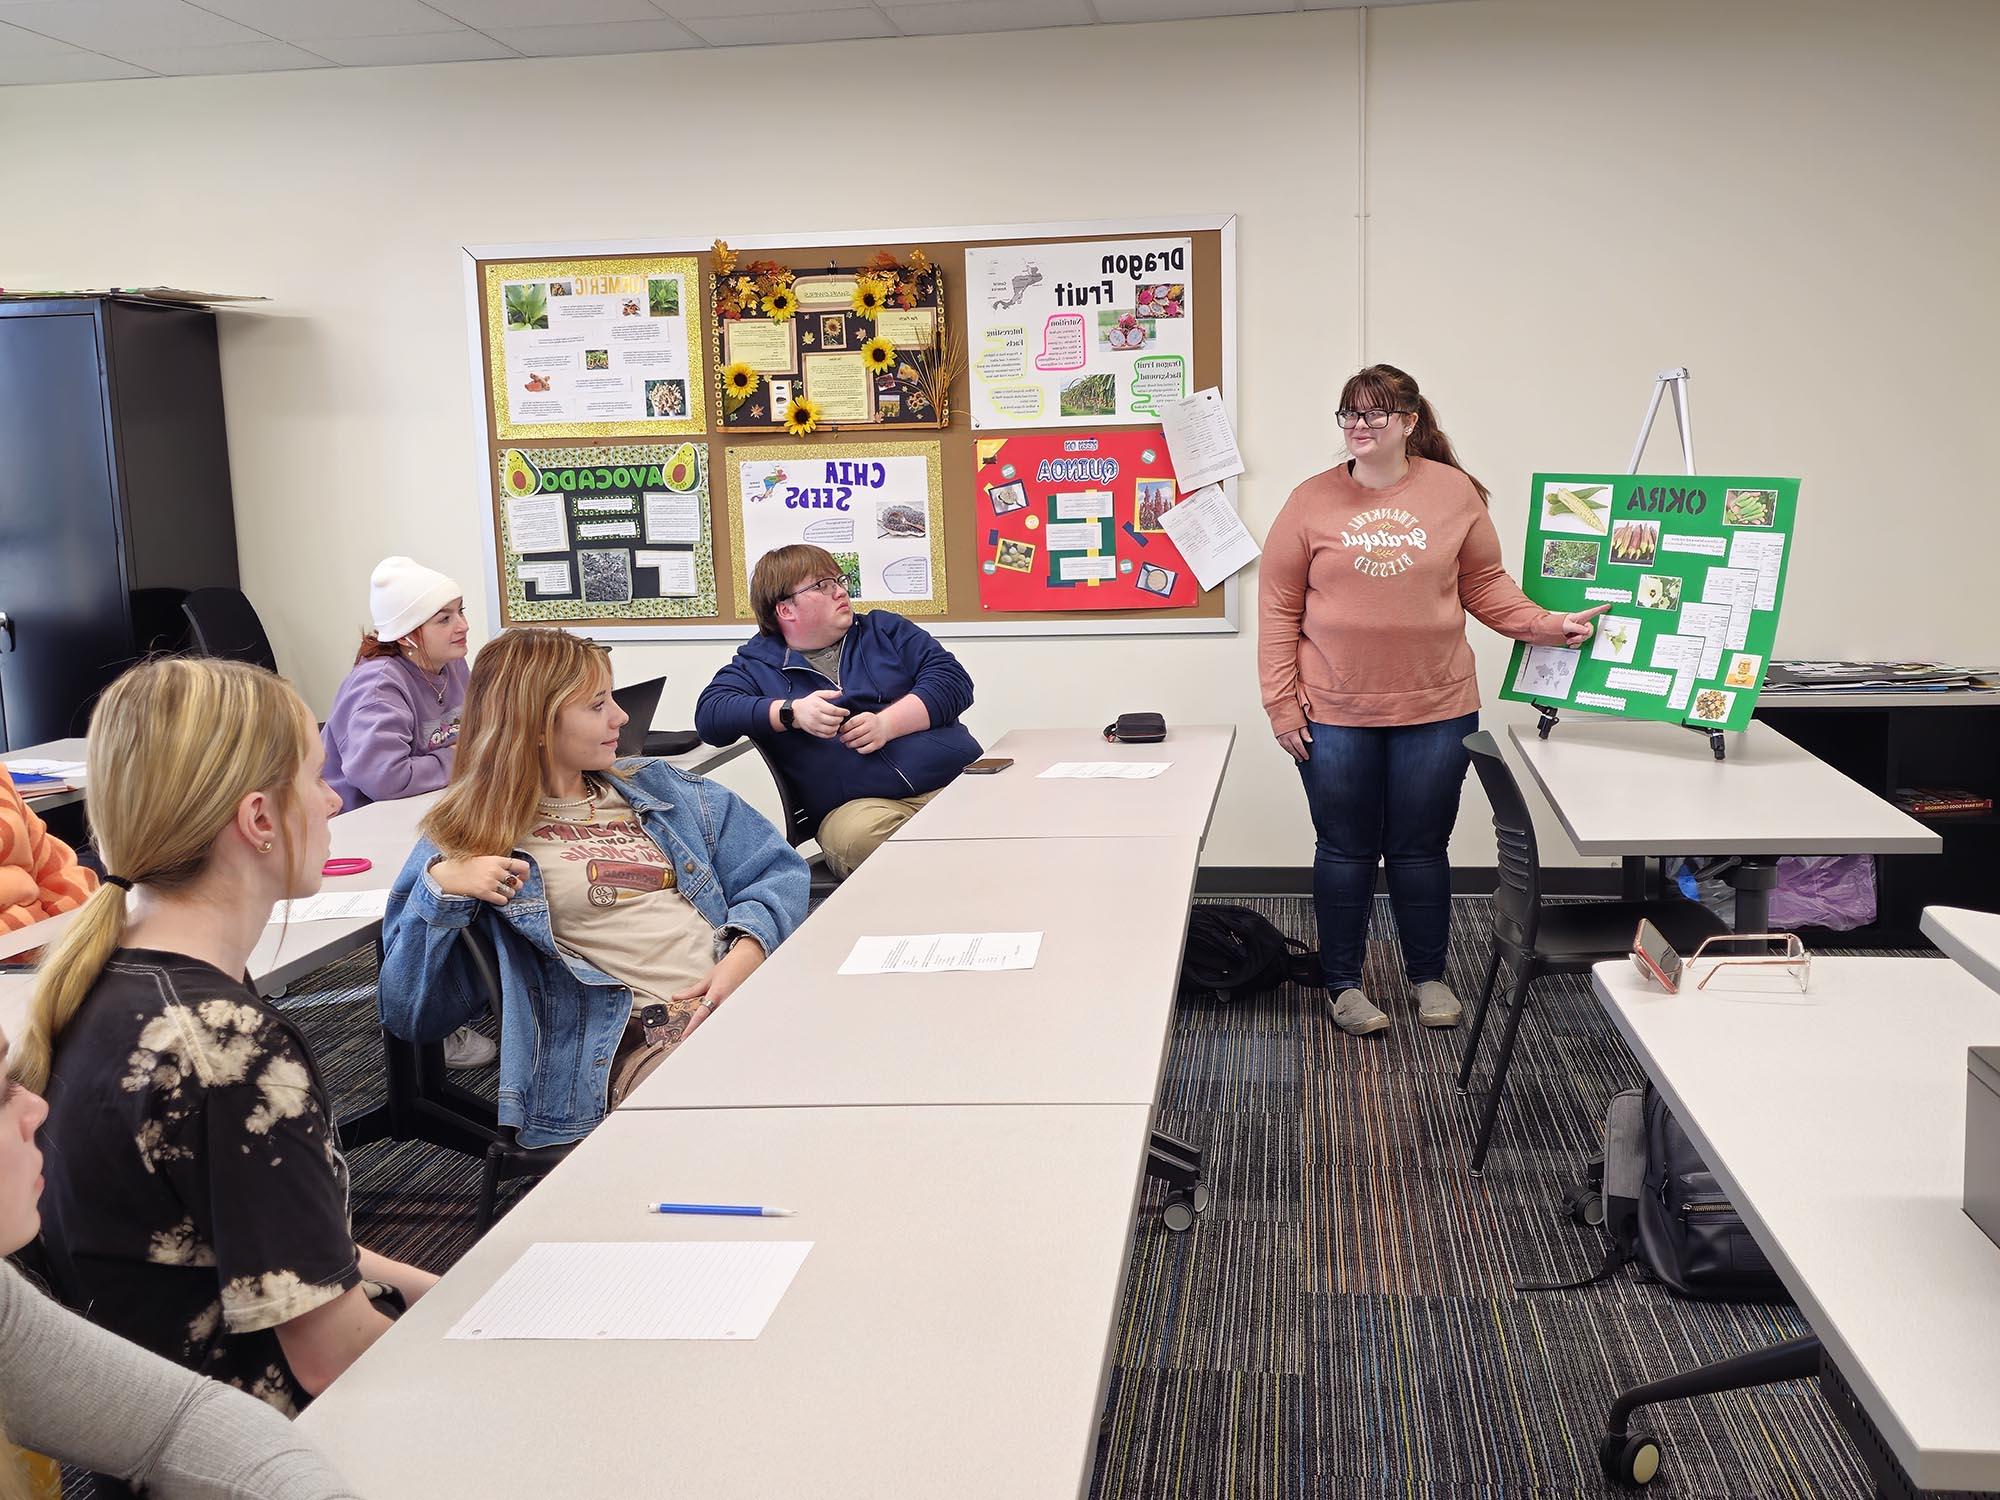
left=464, top=214, right=1239, bottom=641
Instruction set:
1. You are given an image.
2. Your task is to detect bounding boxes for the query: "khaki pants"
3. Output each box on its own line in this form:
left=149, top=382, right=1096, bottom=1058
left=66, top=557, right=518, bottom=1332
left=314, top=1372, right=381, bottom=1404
left=816, top=789, right=940, bottom=880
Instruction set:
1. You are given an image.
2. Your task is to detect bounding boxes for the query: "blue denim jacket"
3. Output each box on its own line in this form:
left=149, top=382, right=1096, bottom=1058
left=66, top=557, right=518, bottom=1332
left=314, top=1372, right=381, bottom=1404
left=378, top=759, right=809, bottom=1147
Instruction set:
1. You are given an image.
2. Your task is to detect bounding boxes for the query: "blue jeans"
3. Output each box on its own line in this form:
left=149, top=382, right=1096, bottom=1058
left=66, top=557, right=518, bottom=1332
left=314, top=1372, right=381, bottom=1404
left=1294, top=712, right=1477, bottom=994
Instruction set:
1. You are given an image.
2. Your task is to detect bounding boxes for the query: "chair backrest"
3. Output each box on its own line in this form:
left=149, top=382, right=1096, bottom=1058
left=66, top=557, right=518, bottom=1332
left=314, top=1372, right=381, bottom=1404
left=457, top=917, right=504, bottom=1005
left=749, top=737, right=821, bottom=849
left=1464, top=731, right=1542, bottom=951
left=180, top=587, right=277, bottom=672
left=611, top=677, right=666, bottom=758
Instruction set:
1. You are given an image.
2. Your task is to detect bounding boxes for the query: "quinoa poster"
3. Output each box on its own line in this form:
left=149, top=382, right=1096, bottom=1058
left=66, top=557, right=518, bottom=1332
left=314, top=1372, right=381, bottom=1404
left=973, top=429, right=1199, bottom=613
left=1500, top=472, right=1800, bottom=733
left=964, top=237, right=1193, bottom=430
left=725, top=441, right=947, bottom=617
left=483, top=255, right=706, bottom=438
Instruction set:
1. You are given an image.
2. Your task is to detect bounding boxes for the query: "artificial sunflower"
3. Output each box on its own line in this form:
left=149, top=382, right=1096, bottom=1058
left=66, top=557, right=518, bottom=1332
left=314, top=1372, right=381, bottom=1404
left=783, top=394, right=821, bottom=437
left=720, top=362, right=759, bottom=405
left=859, top=336, right=896, bottom=375
left=763, top=287, right=798, bottom=320
left=850, top=275, right=889, bottom=319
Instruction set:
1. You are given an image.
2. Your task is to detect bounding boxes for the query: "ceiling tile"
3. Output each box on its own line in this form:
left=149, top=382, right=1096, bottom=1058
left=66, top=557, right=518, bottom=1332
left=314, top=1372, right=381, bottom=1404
left=659, top=0, right=891, bottom=17
left=0, top=16, right=83, bottom=56
left=107, top=37, right=332, bottom=72
left=300, top=30, right=518, bottom=65
left=883, top=0, right=1092, bottom=37
left=423, top=0, right=662, bottom=27
left=1094, top=0, right=1295, bottom=18
left=0, top=47, right=152, bottom=82
left=192, top=0, right=460, bottom=42
left=0, top=0, right=264, bottom=51
left=483, top=17, right=702, bottom=55
left=683, top=8, right=895, bottom=46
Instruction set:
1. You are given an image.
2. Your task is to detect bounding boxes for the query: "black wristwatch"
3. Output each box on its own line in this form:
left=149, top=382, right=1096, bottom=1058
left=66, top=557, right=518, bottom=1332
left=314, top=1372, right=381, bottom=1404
left=779, top=698, right=795, bottom=729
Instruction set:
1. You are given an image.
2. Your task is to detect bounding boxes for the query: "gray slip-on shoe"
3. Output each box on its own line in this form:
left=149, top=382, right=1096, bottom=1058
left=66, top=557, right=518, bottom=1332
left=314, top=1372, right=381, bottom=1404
left=1327, top=987, right=1390, bottom=1036
left=1415, top=980, right=1463, bottom=1028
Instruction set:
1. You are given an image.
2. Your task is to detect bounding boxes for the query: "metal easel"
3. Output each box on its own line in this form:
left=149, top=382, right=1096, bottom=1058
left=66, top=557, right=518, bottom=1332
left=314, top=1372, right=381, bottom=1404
left=1534, top=367, right=1726, bottom=761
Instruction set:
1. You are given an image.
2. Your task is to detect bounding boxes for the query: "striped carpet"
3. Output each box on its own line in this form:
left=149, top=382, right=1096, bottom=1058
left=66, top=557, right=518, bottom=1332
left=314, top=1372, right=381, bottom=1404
left=252, top=897, right=1890, bottom=1497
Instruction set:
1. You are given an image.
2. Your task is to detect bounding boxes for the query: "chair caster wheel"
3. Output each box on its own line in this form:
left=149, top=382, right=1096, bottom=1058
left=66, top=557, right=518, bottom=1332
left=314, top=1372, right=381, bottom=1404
left=1162, top=1192, right=1196, bottom=1233
left=1599, top=1431, right=1661, bottom=1487
left=1191, top=1182, right=1211, bottom=1215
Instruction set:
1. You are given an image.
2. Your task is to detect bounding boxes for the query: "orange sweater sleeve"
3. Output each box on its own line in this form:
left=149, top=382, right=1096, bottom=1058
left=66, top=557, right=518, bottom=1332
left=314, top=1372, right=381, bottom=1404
left=1457, top=504, right=1567, bottom=646
left=0, top=771, right=96, bottom=934
left=1256, top=496, right=1312, bottom=735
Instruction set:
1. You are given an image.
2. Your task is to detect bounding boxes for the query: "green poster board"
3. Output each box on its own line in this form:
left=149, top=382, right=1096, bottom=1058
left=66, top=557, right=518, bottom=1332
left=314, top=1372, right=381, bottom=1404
left=1500, top=472, right=1799, bottom=734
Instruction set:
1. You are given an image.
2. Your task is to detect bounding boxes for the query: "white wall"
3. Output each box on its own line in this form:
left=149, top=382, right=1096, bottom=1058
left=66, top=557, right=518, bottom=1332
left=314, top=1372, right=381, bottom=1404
left=4, top=0, right=1996, bottom=870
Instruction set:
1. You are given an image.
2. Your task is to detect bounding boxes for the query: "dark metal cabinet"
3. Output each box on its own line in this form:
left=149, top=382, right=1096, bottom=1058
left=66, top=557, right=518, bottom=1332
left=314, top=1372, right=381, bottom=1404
left=0, top=297, right=239, bottom=746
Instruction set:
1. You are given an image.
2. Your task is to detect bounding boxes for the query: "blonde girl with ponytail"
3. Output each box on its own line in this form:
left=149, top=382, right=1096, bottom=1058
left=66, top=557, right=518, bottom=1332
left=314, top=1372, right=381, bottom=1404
left=25, top=658, right=434, bottom=1419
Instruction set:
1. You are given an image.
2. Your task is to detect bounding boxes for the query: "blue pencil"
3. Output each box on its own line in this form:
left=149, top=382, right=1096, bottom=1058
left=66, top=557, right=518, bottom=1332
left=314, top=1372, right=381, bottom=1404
left=642, top=1201, right=796, bottom=1218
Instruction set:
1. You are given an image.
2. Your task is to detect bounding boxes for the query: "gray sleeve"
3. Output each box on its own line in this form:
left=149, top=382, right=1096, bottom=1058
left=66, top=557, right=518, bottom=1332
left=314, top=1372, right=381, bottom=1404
left=0, top=1262, right=362, bottom=1500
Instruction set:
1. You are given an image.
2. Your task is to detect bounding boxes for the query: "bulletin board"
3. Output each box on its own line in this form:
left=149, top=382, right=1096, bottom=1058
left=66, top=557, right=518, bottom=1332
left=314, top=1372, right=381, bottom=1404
left=463, top=215, right=1238, bottom=639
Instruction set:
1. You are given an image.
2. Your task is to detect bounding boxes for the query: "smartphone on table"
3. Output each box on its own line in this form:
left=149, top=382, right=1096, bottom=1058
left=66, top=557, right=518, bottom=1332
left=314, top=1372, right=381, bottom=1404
left=963, top=757, right=1013, bottom=775
left=1631, top=918, right=1684, bottom=992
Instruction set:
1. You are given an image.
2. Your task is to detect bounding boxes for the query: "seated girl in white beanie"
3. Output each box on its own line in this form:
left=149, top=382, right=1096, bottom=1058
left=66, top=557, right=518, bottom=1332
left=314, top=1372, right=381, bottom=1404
left=321, top=556, right=491, bottom=1068
left=322, top=557, right=470, bottom=815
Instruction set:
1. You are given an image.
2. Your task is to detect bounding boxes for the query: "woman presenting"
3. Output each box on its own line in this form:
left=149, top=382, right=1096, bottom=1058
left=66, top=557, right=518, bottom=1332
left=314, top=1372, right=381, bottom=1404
left=1258, top=365, right=1604, bottom=1037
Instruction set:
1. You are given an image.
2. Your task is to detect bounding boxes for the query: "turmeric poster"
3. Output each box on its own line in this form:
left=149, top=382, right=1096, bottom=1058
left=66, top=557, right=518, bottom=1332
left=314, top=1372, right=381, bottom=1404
left=1500, top=472, right=1800, bottom=733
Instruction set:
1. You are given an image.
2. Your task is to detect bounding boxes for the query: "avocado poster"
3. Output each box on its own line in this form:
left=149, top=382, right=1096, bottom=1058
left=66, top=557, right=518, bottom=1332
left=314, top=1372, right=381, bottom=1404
left=483, top=255, right=705, bottom=439
left=497, top=443, right=715, bottom=622
left=1499, top=472, right=1800, bottom=733
left=725, top=441, right=946, bottom=617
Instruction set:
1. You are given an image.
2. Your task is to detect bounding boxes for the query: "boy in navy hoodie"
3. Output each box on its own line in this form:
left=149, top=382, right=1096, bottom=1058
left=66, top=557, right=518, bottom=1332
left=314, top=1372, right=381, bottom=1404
left=696, top=545, right=979, bottom=878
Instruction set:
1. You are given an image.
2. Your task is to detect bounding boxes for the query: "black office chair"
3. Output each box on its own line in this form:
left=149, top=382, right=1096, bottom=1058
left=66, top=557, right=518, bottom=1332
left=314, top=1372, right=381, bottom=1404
left=459, top=919, right=578, bottom=1232
left=181, top=586, right=278, bottom=671
left=611, top=676, right=701, bottom=759
left=1457, top=731, right=1728, bottom=1175
left=749, top=738, right=839, bottom=898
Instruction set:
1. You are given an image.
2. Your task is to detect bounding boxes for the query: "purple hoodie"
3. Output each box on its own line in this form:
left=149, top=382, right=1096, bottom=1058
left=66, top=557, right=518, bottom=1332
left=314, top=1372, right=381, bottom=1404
left=321, top=653, right=471, bottom=813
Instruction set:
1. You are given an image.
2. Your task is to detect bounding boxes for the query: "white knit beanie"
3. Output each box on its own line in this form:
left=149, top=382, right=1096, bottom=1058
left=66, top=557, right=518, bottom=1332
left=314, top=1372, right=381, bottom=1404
left=370, top=557, right=462, bottom=642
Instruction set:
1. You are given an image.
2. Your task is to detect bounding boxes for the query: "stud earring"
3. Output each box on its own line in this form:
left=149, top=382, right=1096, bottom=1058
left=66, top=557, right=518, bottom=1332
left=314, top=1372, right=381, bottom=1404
left=260, top=841, right=273, bottom=853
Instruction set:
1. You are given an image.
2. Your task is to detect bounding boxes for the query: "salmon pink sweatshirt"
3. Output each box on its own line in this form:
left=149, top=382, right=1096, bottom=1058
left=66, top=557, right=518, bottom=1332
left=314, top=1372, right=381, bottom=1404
left=1258, top=457, right=1566, bottom=731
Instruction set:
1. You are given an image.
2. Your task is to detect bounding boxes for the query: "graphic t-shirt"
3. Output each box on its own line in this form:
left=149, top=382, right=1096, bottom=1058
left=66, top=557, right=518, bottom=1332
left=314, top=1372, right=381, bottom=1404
left=36, top=951, right=363, bottom=1416
left=520, top=781, right=718, bottom=1028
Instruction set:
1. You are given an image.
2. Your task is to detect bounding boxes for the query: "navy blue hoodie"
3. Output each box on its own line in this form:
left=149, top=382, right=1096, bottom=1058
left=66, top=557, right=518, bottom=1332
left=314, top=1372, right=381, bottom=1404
left=695, top=610, right=980, bottom=830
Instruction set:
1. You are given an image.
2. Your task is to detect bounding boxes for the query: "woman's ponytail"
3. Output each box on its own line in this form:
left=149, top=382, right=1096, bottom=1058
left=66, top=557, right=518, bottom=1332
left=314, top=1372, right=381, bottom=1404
left=15, top=885, right=129, bottom=1092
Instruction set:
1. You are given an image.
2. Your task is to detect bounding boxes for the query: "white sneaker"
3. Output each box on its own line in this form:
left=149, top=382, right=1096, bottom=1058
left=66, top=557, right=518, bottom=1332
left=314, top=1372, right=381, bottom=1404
left=443, top=1025, right=498, bottom=1069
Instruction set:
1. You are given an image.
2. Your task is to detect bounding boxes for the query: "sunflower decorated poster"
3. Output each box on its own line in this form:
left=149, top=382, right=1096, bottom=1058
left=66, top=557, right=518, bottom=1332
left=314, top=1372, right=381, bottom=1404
left=711, top=245, right=949, bottom=434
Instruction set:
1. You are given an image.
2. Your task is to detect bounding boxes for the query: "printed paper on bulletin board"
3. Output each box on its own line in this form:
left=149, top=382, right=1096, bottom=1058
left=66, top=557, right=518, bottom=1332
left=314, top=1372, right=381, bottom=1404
left=973, top=430, right=1198, bottom=612
left=726, top=441, right=947, bottom=617
left=499, top=443, right=717, bottom=622
left=1500, top=473, right=1799, bottom=733
left=965, top=237, right=1192, bottom=430
left=484, top=256, right=706, bottom=439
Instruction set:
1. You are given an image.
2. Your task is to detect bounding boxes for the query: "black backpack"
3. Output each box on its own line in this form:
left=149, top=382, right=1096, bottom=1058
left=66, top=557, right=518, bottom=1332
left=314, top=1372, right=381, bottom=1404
left=1522, top=1084, right=1789, bottom=1302
left=1178, top=904, right=1317, bottom=1002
